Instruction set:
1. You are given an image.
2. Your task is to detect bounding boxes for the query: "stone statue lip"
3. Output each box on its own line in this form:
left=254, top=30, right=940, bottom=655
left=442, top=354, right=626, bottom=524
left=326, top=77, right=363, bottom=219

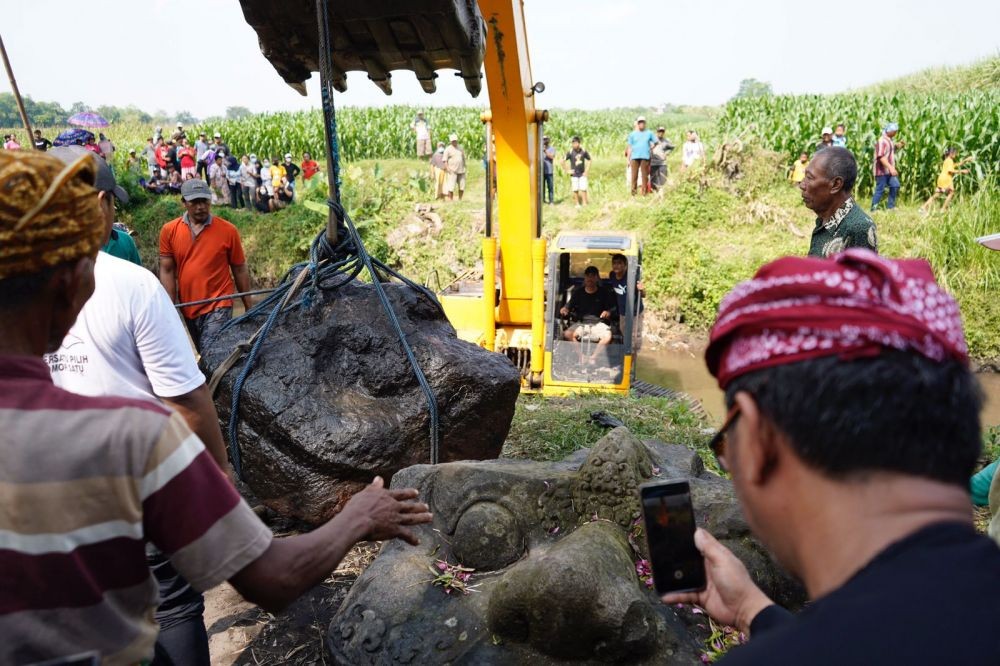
left=327, top=427, right=806, bottom=665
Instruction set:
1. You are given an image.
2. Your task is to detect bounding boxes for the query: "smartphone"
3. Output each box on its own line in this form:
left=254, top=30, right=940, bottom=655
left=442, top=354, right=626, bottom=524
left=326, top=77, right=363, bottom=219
left=639, top=480, right=706, bottom=595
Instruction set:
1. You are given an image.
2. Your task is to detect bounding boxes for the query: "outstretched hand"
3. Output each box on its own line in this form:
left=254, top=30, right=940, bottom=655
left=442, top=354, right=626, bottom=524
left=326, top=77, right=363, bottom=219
left=342, top=476, right=433, bottom=546
left=661, top=528, right=774, bottom=634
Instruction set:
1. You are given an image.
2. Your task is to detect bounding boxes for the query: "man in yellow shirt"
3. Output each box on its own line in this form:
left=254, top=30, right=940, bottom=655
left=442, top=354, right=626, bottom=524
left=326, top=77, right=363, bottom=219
left=921, top=147, right=972, bottom=213
left=790, top=152, right=809, bottom=184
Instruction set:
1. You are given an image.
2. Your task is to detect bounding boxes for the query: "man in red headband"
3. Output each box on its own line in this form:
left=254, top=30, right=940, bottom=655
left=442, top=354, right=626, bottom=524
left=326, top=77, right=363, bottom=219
left=663, top=250, right=1000, bottom=664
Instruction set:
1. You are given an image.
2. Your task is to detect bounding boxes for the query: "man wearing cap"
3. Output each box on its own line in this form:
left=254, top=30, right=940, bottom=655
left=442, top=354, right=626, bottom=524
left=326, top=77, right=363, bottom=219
left=649, top=126, right=675, bottom=191
left=0, top=150, right=434, bottom=664
left=212, top=132, right=231, bottom=161
left=411, top=110, right=432, bottom=160
left=871, top=122, right=904, bottom=211
left=443, top=134, right=467, bottom=201
left=542, top=135, right=556, bottom=204
left=172, top=122, right=187, bottom=143
left=800, top=146, right=877, bottom=258
left=816, top=127, right=835, bottom=152
left=626, top=116, right=655, bottom=195
left=159, top=179, right=253, bottom=350
left=283, top=152, right=301, bottom=188
left=661, top=249, right=1000, bottom=664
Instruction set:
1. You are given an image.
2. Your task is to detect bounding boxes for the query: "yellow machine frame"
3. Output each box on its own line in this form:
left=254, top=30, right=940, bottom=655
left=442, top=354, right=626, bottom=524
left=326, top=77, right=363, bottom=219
left=437, top=0, right=639, bottom=396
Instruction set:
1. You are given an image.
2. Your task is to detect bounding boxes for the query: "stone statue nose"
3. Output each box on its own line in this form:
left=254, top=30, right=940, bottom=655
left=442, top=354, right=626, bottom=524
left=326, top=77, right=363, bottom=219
left=486, top=520, right=659, bottom=661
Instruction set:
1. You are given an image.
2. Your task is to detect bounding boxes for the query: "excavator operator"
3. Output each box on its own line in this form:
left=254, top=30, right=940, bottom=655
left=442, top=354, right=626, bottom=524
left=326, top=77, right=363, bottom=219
left=559, top=266, right=617, bottom=363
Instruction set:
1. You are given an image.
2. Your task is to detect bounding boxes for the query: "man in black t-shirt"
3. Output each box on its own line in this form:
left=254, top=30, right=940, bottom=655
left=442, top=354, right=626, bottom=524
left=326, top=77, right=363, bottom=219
left=563, top=136, right=591, bottom=207
left=32, top=129, right=52, bottom=152
left=662, top=252, right=1000, bottom=665
left=559, top=266, right=616, bottom=363
left=283, top=153, right=301, bottom=186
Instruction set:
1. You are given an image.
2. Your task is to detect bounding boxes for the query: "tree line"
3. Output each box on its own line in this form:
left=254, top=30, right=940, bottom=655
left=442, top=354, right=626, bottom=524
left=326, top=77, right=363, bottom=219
left=0, top=94, right=254, bottom=128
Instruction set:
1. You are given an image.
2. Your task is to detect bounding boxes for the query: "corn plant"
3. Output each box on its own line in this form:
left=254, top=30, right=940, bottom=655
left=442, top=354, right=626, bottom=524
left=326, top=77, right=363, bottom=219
left=720, top=91, right=1000, bottom=199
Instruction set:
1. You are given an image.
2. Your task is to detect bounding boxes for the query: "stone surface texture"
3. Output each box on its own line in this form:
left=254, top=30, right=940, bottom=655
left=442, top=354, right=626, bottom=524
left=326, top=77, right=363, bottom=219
left=327, top=427, right=805, bottom=665
left=201, top=277, right=521, bottom=525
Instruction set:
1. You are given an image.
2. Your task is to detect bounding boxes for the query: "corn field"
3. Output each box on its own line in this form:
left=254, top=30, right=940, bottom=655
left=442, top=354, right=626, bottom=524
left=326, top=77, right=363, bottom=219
left=193, top=106, right=716, bottom=163
left=720, top=91, right=1000, bottom=199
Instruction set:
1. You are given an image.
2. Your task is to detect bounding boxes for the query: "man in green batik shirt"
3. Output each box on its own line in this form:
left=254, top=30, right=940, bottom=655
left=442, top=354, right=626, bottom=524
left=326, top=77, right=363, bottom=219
left=800, top=147, right=877, bottom=258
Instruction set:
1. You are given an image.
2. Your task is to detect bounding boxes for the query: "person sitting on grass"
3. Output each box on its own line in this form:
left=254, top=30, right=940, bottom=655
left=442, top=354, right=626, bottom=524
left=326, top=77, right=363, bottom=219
left=143, top=167, right=169, bottom=195
left=663, top=249, right=1000, bottom=665
left=921, top=147, right=974, bottom=214
left=272, top=177, right=295, bottom=211
left=559, top=265, right=617, bottom=364
left=256, top=184, right=272, bottom=213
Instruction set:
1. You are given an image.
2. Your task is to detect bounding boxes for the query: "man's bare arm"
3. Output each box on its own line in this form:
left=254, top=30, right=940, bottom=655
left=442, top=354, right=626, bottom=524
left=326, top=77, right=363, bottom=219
left=232, top=263, right=253, bottom=311
left=159, top=255, right=178, bottom=302
left=229, top=477, right=432, bottom=613
left=161, top=384, right=232, bottom=478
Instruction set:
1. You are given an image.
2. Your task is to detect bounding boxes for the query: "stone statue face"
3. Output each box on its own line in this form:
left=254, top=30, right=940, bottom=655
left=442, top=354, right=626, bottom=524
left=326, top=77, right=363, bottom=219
left=328, top=428, right=803, bottom=665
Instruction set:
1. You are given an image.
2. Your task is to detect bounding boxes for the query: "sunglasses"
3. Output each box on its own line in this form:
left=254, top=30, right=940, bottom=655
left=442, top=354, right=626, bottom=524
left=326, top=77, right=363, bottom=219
left=708, top=404, right=741, bottom=472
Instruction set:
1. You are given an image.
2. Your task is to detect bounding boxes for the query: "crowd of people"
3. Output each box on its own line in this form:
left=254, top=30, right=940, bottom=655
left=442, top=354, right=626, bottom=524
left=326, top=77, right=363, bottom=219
left=5, top=123, right=323, bottom=215
left=134, top=123, right=320, bottom=214
left=790, top=121, right=975, bottom=214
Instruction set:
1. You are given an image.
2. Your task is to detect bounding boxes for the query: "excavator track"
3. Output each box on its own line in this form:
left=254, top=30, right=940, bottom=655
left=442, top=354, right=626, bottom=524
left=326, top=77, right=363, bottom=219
left=631, top=380, right=707, bottom=417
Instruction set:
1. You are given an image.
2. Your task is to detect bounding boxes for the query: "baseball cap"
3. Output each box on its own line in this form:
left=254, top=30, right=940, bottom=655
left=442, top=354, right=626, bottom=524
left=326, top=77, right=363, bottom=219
left=821, top=126, right=833, bottom=135
left=449, top=133, right=459, bottom=141
left=884, top=122, right=899, bottom=133
left=636, top=116, right=646, bottom=122
left=176, top=122, right=183, bottom=128
left=249, top=153, right=257, bottom=161
left=180, top=178, right=213, bottom=201
left=284, top=153, right=292, bottom=160
left=213, top=132, right=221, bottom=138
left=48, top=145, right=129, bottom=204
left=584, top=266, right=600, bottom=276
left=656, top=126, right=666, bottom=131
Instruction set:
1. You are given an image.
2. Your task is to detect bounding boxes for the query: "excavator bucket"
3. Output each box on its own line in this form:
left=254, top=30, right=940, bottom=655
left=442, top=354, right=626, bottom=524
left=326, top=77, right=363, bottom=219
left=238, top=0, right=486, bottom=97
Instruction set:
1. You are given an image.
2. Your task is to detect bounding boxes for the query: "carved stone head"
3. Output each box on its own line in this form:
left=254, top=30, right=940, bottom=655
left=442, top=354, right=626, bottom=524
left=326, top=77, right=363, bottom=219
left=328, top=428, right=802, bottom=665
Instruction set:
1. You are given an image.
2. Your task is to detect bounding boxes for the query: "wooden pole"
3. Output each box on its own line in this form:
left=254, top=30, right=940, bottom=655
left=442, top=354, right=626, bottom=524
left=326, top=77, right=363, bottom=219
left=0, top=31, right=34, bottom=142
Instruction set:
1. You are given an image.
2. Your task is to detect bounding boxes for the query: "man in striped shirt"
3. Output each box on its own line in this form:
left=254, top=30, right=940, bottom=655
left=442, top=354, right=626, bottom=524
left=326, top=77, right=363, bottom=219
left=871, top=122, right=904, bottom=211
left=0, top=150, right=433, bottom=665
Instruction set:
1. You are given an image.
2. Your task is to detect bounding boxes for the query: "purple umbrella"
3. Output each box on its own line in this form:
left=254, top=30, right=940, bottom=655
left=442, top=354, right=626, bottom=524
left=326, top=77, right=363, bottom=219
left=68, top=111, right=109, bottom=128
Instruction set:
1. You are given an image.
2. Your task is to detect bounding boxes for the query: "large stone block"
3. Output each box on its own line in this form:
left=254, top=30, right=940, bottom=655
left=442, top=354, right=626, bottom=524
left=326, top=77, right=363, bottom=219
left=202, top=276, right=520, bottom=525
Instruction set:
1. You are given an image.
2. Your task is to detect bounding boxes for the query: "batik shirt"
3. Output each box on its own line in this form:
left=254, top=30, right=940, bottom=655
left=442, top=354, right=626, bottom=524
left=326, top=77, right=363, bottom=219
left=808, top=198, right=878, bottom=258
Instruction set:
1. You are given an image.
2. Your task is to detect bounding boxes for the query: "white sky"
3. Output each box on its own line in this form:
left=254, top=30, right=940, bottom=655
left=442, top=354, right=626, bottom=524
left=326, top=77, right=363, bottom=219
left=2, top=0, right=997, bottom=118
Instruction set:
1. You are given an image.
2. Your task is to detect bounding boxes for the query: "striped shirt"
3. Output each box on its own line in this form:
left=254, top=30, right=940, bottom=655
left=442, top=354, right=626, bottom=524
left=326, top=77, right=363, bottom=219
left=0, top=355, right=272, bottom=665
left=874, top=135, right=896, bottom=177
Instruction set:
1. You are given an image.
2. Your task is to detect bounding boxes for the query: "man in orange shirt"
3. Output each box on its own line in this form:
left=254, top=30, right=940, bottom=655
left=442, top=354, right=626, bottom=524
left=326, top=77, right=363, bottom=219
left=159, top=179, right=253, bottom=350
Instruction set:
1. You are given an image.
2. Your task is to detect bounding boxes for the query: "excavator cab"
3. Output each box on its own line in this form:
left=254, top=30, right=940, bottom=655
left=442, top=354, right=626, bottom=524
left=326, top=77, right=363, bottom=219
left=543, top=232, right=642, bottom=396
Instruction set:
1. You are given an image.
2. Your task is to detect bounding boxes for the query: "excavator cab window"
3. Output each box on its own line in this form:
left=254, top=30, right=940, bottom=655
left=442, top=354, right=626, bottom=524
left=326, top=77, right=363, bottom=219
left=549, top=251, right=626, bottom=385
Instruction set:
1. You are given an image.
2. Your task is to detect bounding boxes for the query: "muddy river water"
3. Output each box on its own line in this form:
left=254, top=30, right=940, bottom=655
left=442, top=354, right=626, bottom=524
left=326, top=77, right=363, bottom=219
left=636, top=345, right=1000, bottom=428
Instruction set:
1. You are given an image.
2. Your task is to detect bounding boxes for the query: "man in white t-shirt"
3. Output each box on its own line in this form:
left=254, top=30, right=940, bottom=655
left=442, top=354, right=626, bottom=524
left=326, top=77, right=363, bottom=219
left=43, top=146, right=230, bottom=666
left=411, top=110, right=432, bottom=159
left=681, top=130, right=706, bottom=170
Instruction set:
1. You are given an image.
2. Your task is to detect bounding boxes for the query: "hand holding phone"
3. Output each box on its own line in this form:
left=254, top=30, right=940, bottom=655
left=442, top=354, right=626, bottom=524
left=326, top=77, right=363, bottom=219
left=639, top=480, right=706, bottom=595
left=656, top=524, right=776, bottom=635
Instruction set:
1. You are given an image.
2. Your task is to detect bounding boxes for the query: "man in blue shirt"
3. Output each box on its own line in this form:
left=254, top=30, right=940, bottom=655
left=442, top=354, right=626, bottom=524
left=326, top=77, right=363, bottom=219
left=626, top=116, right=655, bottom=196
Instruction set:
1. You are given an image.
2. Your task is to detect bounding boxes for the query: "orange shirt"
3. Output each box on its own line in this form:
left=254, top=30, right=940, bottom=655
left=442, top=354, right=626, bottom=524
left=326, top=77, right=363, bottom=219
left=159, top=215, right=246, bottom=319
